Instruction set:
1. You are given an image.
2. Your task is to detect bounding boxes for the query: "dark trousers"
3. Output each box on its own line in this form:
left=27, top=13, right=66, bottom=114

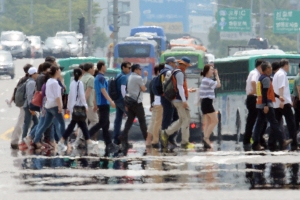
left=22, top=107, right=38, bottom=139
left=253, top=108, right=284, bottom=148
left=161, top=96, right=179, bottom=141
left=294, top=100, right=300, bottom=132
left=244, top=95, right=258, bottom=144
left=113, top=99, right=127, bottom=144
left=63, top=120, right=90, bottom=141
left=275, top=104, right=297, bottom=148
left=121, top=103, right=147, bottom=142
left=89, top=105, right=111, bottom=145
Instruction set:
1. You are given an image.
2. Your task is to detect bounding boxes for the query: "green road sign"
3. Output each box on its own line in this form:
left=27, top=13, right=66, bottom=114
left=217, top=8, right=251, bottom=32
left=273, top=10, right=300, bottom=33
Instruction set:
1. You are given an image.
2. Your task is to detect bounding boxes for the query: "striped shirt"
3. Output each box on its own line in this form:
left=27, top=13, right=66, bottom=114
left=199, top=77, right=217, bottom=99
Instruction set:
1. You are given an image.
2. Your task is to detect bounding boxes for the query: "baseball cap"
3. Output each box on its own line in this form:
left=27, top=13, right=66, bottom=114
left=165, top=57, right=177, bottom=64
left=28, top=67, right=37, bottom=75
left=180, top=56, right=192, bottom=66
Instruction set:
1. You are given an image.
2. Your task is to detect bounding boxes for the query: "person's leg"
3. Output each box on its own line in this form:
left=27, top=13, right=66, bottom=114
left=99, top=105, right=112, bottom=145
left=53, top=108, right=65, bottom=139
left=120, top=105, right=136, bottom=142
left=161, top=96, right=174, bottom=129
left=266, top=107, right=284, bottom=148
left=203, top=112, right=218, bottom=142
left=295, top=106, right=300, bottom=132
left=152, top=105, right=163, bottom=144
left=33, top=108, right=55, bottom=144
left=168, top=106, right=179, bottom=142
left=243, top=95, right=258, bottom=145
left=62, top=120, right=77, bottom=141
left=88, top=105, right=103, bottom=138
left=135, top=103, right=148, bottom=140
left=174, top=102, right=191, bottom=145
left=77, top=120, right=90, bottom=140
left=113, top=102, right=124, bottom=144
left=283, top=104, right=298, bottom=148
left=11, top=108, right=25, bottom=145
left=21, top=107, right=33, bottom=140
left=146, top=107, right=156, bottom=145
left=252, top=109, right=265, bottom=148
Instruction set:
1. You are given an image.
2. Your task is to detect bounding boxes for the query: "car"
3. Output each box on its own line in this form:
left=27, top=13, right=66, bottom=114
left=43, top=37, right=71, bottom=58
left=0, top=31, right=31, bottom=58
left=0, top=50, right=15, bottom=79
left=27, top=36, right=43, bottom=58
left=57, top=36, right=80, bottom=57
left=170, top=36, right=207, bottom=52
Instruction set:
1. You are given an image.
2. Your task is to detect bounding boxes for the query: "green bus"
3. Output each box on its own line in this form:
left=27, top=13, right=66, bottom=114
left=160, top=47, right=206, bottom=74
left=214, top=51, right=300, bottom=136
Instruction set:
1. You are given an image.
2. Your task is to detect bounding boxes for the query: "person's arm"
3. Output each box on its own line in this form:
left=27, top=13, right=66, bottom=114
left=26, top=81, right=36, bottom=105
left=251, top=81, right=256, bottom=95
left=121, top=85, right=126, bottom=97
left=101, top=88, right=115, bottom=107
left=261, top=77, right=270, bottom=113
left=85, top=87, right=92, bottom=101
left=214, top=69, right=221, bottom=88
left=79, top=82, right=88, bottom=109
left=137, top=76, right=147, bottom=92
left=149, top=81, right=154, bottom=107
left=143, top=71, right=148, bottom=85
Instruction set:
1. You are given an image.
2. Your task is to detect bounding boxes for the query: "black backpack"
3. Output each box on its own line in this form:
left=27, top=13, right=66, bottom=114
left=151, top=68, right=169, bottom=96
left=108, top=74, right=123, bottom=101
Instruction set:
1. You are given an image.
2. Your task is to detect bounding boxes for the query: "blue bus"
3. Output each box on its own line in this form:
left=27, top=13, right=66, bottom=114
left=114, top=37, right=159, bottom=85
left=130, top=26, right=166, bottom=53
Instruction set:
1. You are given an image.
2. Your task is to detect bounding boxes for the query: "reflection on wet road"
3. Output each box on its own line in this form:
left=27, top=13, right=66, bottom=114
left=10, top=141, right=300, bottom=192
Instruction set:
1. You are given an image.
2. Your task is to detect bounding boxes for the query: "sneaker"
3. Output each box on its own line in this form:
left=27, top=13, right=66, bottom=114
left=18, top=142, right=28, bottom=150
left=72, top=138, right=86, bottom=149
left=152, top=143, right=160, bottom=149
left=160, top=130, right=169, bottom=148
left=243, top=143, right=252, bottom=152
left=106, top=143, right=120, bottom=154
left=24, top=138, right=33, bottom=149
left=57, top=141, right=67, bottom=152
left=282, top=139, right=293, bottom=150
left=252, top=144, right=264, bottom=151
left=11, top=143, right=19, bottom=150
left=181, top=142, right=195, bottom=149
left=87, top=141, right=98, bottom=152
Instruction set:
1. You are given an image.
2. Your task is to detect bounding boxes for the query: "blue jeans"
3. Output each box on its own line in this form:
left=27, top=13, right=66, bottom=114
left=113, top=99, right=127, bottom=144
left=22, top=107, right=38, bottom=139
left=33, top=107, right=65, bottom=144
left=52, top=118, right=61, bottom=142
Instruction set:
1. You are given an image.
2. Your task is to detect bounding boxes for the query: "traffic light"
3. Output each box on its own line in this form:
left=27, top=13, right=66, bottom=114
left=79, top=17, right=85, bottom=34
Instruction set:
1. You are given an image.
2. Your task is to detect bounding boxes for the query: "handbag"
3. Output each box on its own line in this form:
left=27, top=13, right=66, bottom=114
left=72, top=82, right=87, bottom=121
left=31, top=90, right=43, bottom=107
left=124, top=82, right=140, bottom=107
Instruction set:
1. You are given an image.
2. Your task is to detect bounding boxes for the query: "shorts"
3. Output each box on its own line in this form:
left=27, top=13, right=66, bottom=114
left=201, top=98, right=215, bottom=114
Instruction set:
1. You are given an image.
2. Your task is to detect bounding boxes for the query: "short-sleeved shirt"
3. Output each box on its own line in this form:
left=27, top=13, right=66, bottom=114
left=116, top=72, right=128, bottom=100
left=273, top=68, right=292, bottom=107
left=127, top=72, right=144, bottom=103
left=199, top=77, right=217, bottom=99
left=245, top=68, right=260, bottom=95
left=293, top=74, right=300, bottom=98
left=95, top=73, right=109, bottom=106
left=81, top=73, right=95, bottom=107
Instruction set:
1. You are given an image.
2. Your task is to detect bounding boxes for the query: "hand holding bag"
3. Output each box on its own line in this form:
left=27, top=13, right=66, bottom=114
left=72, top=82, right=87, bottom=121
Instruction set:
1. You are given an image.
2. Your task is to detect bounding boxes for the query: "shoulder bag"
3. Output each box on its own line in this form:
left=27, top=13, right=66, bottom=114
left=72, top=82, right=87, bottom=121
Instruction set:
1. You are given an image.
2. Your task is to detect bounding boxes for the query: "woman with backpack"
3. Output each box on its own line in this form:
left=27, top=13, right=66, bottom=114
left=57, top=68, right=97, bottom=153
left=199, top=64, right=221, bottom=149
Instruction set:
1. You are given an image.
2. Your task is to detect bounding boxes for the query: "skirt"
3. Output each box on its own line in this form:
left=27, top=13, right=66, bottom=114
left=201, top=98, right=215, bottom=114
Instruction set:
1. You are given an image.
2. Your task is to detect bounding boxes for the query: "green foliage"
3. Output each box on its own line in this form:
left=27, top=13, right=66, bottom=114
left=209, top=0, right=299, bottom=57
left=0, top=0, right=108, bottom=49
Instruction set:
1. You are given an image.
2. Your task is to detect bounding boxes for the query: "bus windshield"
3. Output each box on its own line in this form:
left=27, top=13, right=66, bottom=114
left=118, top=44, right=151, bottom=58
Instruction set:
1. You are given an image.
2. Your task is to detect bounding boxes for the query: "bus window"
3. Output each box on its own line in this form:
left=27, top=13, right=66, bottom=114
left=118, top=44, right=151, bottom=58
left=215, top=60, right=248, bottom=93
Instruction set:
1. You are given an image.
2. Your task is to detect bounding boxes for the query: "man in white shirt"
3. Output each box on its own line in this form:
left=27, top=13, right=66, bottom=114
left=244, top=59, right=264, bottom=150
left=273, top=59, right=298, bottom=150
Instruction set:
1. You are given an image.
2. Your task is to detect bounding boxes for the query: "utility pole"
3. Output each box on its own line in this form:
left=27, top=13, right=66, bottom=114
left=30, top=0, right=33, bottom=25
left=113, top=0, right=119, bottom=67
left=259, top=0, right=264, bottom=38
left=69, top=0, right=72, bottom=31
left=88, top=0, right=92, bottom=56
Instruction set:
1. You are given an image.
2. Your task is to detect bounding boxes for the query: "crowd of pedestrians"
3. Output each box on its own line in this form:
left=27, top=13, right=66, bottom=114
left=12, top=55, right=300, bottom=156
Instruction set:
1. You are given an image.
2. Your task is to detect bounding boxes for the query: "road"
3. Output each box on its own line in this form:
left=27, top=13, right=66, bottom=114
left=0, top=59, right=299, bottom=199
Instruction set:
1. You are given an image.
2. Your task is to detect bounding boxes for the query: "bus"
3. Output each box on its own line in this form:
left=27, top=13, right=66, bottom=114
left=160, top=46, right=206, bottom=74
left=213, top=50, right=300, bottom=137
left=114, top=38, right=160, bottom=86
left=130, top=26, right=166, bottom=53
